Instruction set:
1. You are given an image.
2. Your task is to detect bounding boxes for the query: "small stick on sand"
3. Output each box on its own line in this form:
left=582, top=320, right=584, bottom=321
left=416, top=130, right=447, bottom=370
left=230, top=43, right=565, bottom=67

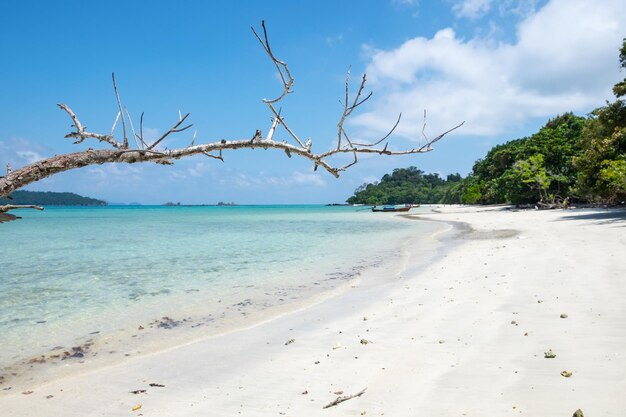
left=322, top=387, right=367, bottom=409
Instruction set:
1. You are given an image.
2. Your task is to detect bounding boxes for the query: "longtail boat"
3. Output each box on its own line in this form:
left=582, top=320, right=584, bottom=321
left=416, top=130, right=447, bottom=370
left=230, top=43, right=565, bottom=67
left=371, top=205, right=414, bottom=212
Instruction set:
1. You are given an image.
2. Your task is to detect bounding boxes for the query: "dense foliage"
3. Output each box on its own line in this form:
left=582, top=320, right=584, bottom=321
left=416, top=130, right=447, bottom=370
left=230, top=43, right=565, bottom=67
left=0, top=191, right=107, bottom=206
left=347, top=39, right=626, bottom=206
left=467, top=112, right=585, bottom=205
left=346, top=167, right=463, bottom=205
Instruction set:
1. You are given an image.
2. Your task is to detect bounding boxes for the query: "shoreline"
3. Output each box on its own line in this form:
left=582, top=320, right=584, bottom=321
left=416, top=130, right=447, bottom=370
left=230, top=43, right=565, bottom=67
left=0, top=210, right=443, bottom=396
left=2, top=206, right=626, bottom=416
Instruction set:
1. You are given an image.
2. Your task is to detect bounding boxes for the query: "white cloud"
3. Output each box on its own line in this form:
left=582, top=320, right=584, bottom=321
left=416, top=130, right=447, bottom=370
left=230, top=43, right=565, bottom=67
left=220, top=170, right=326, bottom=188
left=353, top=0, right=626, bottom=139
left=15, top=151, right=44, bottom=164
left=453, top=0, right=493, bottom=19
left=326, top=34, right=344, bottom=47
left=497, top=0, right=541, bottom=18
left=187, top=161, right=212, bottom=178
left=0, top=138, right=51, bottom=168
left=290, top=171, right=326, bottom=186
left=87, top=164, right=144, bottom=182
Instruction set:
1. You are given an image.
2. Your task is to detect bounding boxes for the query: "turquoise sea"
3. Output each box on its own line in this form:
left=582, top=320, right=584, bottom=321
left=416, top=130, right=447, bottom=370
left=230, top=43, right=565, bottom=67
left=0, top=205, right=438, bottom=386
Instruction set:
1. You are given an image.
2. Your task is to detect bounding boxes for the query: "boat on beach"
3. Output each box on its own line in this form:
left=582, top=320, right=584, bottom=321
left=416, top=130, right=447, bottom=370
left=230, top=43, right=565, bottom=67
left=371, top=204, right=415, bottom=212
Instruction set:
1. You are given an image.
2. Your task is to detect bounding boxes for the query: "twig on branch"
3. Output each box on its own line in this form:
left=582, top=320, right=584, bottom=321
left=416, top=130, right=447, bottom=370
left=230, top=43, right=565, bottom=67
left=110, top=111, right=121, bottom=137
left=322, top=387, right=367, bottom=409
left=147, top=113, right=192, bottom=150
left=203, top=148, right=224, bottom=162
left=337, top=70, right=373, bottom=150
left=125, top=108, right=141, bottom=149
left=139, top=112, right=148, bottom=149
left=251, top=20, right=293, bottom=104
left=418, top=121, right=465, bottom=151
left=335, top=151, right=358, bottom=172
left=111, top=73, right=128, bottom=149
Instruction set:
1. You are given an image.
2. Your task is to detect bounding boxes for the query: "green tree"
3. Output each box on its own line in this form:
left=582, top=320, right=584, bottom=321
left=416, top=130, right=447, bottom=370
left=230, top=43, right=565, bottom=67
left=346, top=167, right=466, bottom=204
left=512, top=154, right=551, bottom=203
left=573, top=39, right=626, bottom=203
left=468, top=113, right=584, bottom=205
left=598, top=159, right=626, bottom=203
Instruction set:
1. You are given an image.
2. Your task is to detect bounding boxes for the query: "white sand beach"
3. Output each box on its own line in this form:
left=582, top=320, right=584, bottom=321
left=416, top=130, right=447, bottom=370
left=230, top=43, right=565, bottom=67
left=2, top=206, right=625, bottom=416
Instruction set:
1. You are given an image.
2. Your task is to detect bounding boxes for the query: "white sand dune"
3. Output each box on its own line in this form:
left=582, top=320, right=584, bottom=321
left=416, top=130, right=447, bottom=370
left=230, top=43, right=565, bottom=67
left=2, top=206, right=625, bottom=416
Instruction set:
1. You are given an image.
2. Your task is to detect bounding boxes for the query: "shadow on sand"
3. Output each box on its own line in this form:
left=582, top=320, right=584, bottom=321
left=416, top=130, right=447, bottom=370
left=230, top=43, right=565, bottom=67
left=556, top=208, right=626, bottom=227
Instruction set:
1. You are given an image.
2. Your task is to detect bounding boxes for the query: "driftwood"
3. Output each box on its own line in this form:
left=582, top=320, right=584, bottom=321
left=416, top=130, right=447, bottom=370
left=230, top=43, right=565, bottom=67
left=0, top=204, right=44, bottom=223
left=322, top=387, right=367, bottom=409
left=0, top=21, right=463, bottom=221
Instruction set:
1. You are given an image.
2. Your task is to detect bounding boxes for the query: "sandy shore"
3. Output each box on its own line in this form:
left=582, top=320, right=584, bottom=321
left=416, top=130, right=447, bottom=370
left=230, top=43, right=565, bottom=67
left=2, top=206, right=625, bottom=416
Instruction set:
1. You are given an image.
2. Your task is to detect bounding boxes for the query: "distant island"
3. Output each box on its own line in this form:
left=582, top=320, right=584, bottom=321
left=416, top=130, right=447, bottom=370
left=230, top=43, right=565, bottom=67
left=0, top=191, right=107, bottom=206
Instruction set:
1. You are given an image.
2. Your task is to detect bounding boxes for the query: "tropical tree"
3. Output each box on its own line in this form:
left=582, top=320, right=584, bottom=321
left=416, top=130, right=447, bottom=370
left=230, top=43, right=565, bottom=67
left=573, top=38, right=626, bottom=203
left=512, top=154, right=551, bottom=203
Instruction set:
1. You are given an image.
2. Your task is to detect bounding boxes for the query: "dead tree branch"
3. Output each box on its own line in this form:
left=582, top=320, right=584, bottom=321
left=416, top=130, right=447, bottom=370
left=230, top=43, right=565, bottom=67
left=0, top=21, right=464, bottom=218
left=322, top=387, right=367, bottom=409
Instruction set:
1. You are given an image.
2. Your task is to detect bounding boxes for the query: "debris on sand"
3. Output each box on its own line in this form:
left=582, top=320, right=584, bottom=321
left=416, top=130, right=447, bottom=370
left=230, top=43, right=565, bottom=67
left=323, top=388, right=367, bottom=409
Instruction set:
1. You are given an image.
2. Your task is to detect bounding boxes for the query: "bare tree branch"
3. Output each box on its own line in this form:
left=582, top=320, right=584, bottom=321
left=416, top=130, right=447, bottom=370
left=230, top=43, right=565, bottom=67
left=335, top=151, right=358, bottom=173
left=419, top=121, right=466, bottom=151
left=265, top=104, right=306, bottom=148
left=58, top=103, right=124, bottom=149
left=0, top=21, right=464, bottom=212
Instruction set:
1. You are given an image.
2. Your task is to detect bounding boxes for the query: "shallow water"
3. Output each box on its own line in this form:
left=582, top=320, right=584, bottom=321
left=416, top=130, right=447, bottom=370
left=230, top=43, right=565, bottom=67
left=0, top=205, right=436, bottom=385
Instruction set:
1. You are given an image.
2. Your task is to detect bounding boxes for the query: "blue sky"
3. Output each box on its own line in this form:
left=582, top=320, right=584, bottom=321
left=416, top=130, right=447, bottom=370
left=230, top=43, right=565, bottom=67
left=1, top=0, right=625, bottom=204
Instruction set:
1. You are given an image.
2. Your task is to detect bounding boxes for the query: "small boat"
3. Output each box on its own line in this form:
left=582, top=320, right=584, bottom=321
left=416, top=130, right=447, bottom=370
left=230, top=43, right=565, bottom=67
left=371, top=205, right=413, bottom=212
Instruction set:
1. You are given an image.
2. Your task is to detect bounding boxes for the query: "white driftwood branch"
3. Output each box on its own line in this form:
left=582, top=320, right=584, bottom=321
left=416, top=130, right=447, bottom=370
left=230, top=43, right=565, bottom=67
left=0, top=21, right=464, bottom=210
left=322, top=387, right=367, bottom=409
left=58, top=104, right=125, bottom=149
left=0, top=205, right=44, bottom=223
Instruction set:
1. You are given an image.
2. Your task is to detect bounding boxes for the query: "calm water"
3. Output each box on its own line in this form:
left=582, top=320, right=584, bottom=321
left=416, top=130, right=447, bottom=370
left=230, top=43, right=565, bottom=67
left=0, top=205, right=436, bottom=380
